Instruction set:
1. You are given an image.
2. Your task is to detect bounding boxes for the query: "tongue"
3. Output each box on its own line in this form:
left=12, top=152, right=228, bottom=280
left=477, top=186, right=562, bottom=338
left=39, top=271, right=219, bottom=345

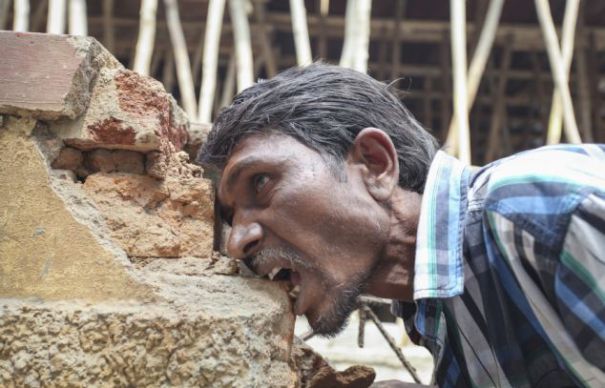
left=290, top=271, right=302, bottom=286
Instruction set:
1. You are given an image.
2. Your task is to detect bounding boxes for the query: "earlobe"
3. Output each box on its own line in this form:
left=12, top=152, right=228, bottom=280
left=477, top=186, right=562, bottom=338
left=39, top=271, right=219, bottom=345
left=351, top=128, right=399, bottom=202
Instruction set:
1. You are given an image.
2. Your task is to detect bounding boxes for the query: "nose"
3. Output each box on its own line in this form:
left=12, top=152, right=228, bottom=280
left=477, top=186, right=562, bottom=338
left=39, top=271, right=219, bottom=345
left=227, top=214, right=263, bottom=260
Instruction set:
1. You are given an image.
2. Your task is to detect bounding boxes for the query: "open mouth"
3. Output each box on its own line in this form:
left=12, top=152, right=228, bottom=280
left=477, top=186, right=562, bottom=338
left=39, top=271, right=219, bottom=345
left=266, top=267, right=301, bottom=300
left=245, top=257, right=306, bottom=313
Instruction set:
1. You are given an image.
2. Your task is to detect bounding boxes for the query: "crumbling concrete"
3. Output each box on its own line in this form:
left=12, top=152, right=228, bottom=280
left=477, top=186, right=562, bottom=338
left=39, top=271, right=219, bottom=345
left=0, top=31, right=375, bottom=388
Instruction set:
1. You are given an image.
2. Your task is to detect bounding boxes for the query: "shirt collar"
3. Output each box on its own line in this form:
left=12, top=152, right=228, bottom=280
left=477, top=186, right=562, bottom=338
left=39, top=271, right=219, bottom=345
left=413, top=150, right=471, bottom=300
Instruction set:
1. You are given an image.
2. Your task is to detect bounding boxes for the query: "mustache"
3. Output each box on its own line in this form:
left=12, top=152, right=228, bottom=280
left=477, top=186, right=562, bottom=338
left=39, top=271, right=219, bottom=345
left=248, top=246, right=311, bottom=271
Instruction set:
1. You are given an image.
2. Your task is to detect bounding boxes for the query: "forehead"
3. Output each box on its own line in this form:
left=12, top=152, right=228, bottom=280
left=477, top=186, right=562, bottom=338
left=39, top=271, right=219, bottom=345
left=218, top=132, right=320, bottom=195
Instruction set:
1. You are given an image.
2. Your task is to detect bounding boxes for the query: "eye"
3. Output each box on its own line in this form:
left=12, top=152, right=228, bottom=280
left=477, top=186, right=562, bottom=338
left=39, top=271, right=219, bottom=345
left=252, top=174, right=270, bottom=194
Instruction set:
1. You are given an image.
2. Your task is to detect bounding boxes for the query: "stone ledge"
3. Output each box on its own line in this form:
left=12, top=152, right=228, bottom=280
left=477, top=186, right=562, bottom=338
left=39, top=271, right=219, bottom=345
left=0, top=273, right=296, bottom=388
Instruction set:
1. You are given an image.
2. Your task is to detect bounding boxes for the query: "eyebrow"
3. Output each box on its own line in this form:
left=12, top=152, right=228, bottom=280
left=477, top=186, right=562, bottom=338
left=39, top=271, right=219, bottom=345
left=223, top=155, right=266, bottom=194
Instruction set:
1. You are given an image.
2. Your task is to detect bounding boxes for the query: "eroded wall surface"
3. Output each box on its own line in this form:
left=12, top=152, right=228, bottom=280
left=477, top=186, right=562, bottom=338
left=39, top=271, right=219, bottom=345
left=0, top=31, right=298, bottom=387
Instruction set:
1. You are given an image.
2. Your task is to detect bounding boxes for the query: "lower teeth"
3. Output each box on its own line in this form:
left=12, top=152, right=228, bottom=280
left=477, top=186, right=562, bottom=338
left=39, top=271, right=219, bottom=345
left=288, top=285, right=300, bottom=299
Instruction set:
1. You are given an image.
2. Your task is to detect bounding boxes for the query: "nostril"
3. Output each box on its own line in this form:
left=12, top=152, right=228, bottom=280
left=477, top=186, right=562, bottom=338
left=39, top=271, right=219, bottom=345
left=243, top=240, right=259, bottom=256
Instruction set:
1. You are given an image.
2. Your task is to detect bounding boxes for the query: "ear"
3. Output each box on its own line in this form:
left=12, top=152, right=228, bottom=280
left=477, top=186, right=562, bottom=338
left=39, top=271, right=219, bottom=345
left=349, top=128, right=399, bottom=202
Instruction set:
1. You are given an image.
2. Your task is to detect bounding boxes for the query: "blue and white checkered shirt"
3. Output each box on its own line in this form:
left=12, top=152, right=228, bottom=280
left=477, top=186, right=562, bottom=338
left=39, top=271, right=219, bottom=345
left=393, top=145, right=605, bottom=387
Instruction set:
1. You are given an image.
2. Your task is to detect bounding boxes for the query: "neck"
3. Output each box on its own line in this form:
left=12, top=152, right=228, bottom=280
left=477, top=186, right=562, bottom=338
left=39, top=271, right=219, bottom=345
left=364, top=188, right=421, bottom=302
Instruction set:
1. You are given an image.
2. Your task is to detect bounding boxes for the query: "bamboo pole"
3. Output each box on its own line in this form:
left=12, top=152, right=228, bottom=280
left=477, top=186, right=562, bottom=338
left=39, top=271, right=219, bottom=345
left=1, top=0, right=11, bottom=30
left=390, top=0, right=405, bottom=79
left=13, top=0, right=29, bottom=31
left=316, top=0, right=328, bottom=59
left=68, top=0, right=86, bottom=36
left=47, top=0, right=66, bottom=34
left=229, top=0, right=254, bottom=92
left=164, top=0, right=197, bottom=118
left=198, top=0, right=226, bottom=122
left=535, top=0, right=581, bottom=144
left=254, top=1, right=277, bottom=77
left=339, top=0, right=355, bottom=68
left=289, top=0, right=312, bottom=65
left=485, top=36, right=513, bottom=163
left=133, top=0, right=158, bottom=75
left=575, top=4, right=592, bottom=142
left=445, top=0, right=504, bottom=152
left=340, top=0, right=372, bottom=73
left=450, top=0, right=471, bottom=164
left=102, top=0, right=114, bottom=52
left=545, top=0, right=580, bottom=144
left=352, top=0, right=371, bottom=73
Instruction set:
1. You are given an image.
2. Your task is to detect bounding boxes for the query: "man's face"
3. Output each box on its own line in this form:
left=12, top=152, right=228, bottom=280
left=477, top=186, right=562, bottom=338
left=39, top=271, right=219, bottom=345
left=217, top=132, right=391, bottom=336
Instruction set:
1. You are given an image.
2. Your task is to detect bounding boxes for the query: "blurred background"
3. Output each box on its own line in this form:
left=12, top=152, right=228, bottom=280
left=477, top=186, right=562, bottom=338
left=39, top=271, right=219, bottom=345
left=2, top=0, right=604, bottom=383
left=1, top=0, right=604, bottom=166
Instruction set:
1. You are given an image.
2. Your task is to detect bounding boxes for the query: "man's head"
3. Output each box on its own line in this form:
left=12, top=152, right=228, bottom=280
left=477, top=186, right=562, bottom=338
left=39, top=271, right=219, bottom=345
left=198, top=63, right=437, bottom=336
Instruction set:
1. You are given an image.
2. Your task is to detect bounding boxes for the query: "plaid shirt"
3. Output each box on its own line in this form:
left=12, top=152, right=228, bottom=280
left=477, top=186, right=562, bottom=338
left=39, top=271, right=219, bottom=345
left=392, top=145, right=605, bottom=387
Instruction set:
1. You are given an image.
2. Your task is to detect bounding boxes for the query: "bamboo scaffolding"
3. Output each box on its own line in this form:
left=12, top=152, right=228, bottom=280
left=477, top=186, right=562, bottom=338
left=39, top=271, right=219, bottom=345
left=102, top=0, right=114, bottom=52
left=445, top=0, right=504, bottom=152
left=47, top=0, right=66, bottom=34
left=340, top=0, right=372, bottom=73
left=31, top=0, right=48, bottom=31
left=289, top=0, right=312, bottom=65
left=13, top=0, right=29, bottom=31
left=198, top=0, right=226, bottom=122
left=254, top=1, right=277, bottom=77
left=316, top=0, right=328, bottom=59
left=390, top=0, right=405, bottom=79
left=229, top=0, right=254, bottom=91
left=133, top=0, right=158, bottom=75
left=545, top=0, right=580, bottom=144
left=162, top=50, right=175, bottom=92
left=164, top=0, right=197, bottom=118
left=220, top=53, right=236, bottom=108
left=575, top=4, right=592, bottom=142
left=450, top=0, right=471, bottom=164
left=0, top=0, right=10, bottom=30
left=485, top=36, right=513, bottom=163
left=68, top=0, right=87, bottom=36
left=535, top=0, right=581, bottom=144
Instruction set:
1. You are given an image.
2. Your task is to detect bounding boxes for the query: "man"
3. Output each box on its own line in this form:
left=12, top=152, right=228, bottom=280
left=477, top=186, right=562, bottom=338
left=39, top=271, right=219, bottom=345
left=197, top=63, right=605, bottom=387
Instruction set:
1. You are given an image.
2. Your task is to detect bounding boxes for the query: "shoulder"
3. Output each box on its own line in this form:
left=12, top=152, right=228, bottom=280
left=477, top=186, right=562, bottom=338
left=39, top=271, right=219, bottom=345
left=474, top=145, right=605, bottom=244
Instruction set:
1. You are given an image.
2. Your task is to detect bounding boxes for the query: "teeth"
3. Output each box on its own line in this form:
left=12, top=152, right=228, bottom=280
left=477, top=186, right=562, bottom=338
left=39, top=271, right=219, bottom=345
left=268, top=267, right=282, bottom=280
left=288, top=285, right=300, bottom=299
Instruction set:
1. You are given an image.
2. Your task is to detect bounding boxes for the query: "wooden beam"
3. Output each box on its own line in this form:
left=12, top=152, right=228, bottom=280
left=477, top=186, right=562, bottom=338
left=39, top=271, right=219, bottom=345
left=450, top=0, right=471, bottom=164
left=536, top=0, right=581, bottom=144
left=229, top=0, right=254, bottom=91
left=289, top=0, right=312, bottom=65
left=133, top=0, right=158, bottom=75
left=164, top=0, right=197, bottom=118
left=198, top=0, right=226, bottom=122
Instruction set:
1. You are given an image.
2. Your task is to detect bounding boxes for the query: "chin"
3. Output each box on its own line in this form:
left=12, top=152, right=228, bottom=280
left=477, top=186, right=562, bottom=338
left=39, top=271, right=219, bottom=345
left=305, top=284, right=362, bottom=338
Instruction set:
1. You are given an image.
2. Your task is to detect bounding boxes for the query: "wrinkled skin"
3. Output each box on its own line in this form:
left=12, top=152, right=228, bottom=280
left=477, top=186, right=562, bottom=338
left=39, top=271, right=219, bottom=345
left=218, top=128, right=421, bottom=336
